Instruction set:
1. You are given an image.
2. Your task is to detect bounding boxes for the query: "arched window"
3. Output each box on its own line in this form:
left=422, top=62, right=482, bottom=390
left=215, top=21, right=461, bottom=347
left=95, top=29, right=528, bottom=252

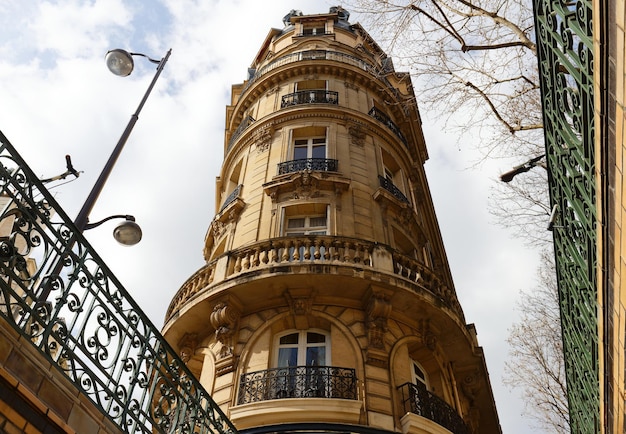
left=411, top=359, right=429, bottom=389
left=276, top=330, right=330, bottom=367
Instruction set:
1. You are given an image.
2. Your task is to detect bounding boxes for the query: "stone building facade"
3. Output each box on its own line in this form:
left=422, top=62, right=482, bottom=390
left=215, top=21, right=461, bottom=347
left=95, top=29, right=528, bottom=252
left=162, top=7, right=501, bottom=434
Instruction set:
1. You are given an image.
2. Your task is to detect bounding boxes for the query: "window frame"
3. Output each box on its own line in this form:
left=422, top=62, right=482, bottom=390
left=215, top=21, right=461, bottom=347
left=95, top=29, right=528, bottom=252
left=411, top=359, right=429, bottom=389
left=274, top=329, right=331, bottom=368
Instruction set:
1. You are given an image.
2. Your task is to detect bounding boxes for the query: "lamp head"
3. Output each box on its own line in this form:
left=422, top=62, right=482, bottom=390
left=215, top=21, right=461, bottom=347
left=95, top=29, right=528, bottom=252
left=106, top=49, right=135, bottom=76
left=113, top=218, right=142, bottom=246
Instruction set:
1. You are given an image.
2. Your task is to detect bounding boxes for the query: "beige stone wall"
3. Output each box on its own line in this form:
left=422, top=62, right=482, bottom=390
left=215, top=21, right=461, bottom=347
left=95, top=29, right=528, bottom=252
left=597, top=0, right=626, bottom=431
left=0, top=318, right=121, bottom=433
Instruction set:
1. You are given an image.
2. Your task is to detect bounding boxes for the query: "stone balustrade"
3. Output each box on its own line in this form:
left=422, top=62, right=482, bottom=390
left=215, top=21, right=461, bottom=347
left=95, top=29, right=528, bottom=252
left=165, top=236, right=463, bottom=323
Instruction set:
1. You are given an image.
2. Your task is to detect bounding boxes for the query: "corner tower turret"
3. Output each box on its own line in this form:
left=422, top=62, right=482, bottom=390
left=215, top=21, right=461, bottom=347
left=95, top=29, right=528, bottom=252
left=163, top=7, right=501, bottom=434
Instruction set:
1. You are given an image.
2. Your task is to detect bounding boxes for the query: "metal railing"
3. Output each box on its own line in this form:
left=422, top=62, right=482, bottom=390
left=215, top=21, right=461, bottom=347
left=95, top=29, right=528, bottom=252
left=237, top=366, right=357, bottom=404
left=241, top=50, right=378, bottom=97
left=378, top=175, right=410, bottom=204
left=399, top=382, right=469, bottom=434
left=368, top=107, right=407, bottom=146
left=219, top=184, right=243, bottom=213
left=277, top=158, right=338, bottom=175
left=281, top=90, right=339, bottom=108
left=227, top=115, right=255, bottom=151
left=0, top=130, right=236, bottom=434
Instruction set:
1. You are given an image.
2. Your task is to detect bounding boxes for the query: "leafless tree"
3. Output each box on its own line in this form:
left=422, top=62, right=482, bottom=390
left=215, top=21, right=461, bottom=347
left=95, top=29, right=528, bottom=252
left=504, top=251, right=569, bottom=433
left=344, top=0, right=551, bottom=243
left=342, top=0, right=567, bottom=428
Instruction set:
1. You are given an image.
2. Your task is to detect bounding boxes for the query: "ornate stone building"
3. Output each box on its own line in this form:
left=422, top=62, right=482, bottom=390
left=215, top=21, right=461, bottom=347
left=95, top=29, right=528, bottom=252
left=162, top=7, right=501, bottom=434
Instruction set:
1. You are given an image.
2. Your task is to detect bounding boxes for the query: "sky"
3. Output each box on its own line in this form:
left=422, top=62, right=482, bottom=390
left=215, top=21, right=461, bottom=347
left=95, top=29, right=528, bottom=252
left=0, top=1, right=544, bottom=433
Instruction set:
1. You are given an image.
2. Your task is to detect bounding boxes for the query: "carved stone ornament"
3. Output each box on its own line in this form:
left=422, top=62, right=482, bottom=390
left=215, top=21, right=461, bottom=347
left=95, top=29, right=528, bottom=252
left=417, top=319, right=438, bottom=351
left=255, top=125, right=274, bottom=153
left=210, top=301, right=241, bottom=360
left=292, top=171, right=320, bottom=200
left=178, top=333, right=198, bottom=363
left=365, top=289, right=392, bottom=350
left=284, top=289, right=316, bottom=330
left=348, top=123, right=366, bottom=147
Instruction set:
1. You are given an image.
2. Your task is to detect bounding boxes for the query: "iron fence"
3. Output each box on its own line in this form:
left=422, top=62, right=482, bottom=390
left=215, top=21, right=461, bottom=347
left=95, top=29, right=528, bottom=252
left=398, top=382, right=469, bottom=434
left=0, top=130, right=236, bottom=434
left=237, top=366, right=357, bottom=404
left=281, top=90, right=339, bottom=108
left=378, top=175, right=410, bottom=204
left=277, top=158, right=338, bottom=175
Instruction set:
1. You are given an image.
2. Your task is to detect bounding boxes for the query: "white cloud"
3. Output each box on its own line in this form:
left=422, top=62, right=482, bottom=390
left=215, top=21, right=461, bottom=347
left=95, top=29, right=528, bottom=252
left=0, top=1, right=544, bottom=433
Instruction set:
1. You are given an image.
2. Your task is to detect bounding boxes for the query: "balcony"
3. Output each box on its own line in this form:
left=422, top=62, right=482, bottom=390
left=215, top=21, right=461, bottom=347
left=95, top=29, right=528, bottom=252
left=278, top=158, right=338, bottom=175
left=241, top=50, right=379, bottom=97
left=368, top=107, right=407, bottom=146
left=281, top=90, right=339, bottom=108
left=378, top=175, right=410, bottom=204
left=237, top=366, right=357, bottom=404
left=219, top=184, right=243, bottom=212
left=228, top=115, right=255, bottom=150
left=399, top=382, right=470, bottom=434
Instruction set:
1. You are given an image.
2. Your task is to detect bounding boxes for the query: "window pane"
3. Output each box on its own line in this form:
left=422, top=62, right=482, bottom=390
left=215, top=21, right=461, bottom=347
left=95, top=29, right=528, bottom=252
left=278, top=347, right=298, bottom=367
left=309, top=216, right=327, bottom=228
left=287, top=218, right=305, bottom=228
left=293, top=146, right=308, bottom=160
left=306, top=346, right=326, bottom=366
left=311, top=144, right=326, bottom=159
left=307, top=332, right=326, bottom=343
left=280, top=333, right=299, bottom=344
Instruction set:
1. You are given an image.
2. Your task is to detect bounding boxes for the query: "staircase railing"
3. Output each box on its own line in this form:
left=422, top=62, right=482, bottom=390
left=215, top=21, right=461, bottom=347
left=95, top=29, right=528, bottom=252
left=0, top=130, right=237, bottom=434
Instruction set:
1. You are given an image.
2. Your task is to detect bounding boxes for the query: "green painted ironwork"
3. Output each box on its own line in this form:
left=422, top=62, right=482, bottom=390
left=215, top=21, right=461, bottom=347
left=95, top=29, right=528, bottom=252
left=533, top=0, right=598, bottom=432
left=0, top=130, right=237, bottom=434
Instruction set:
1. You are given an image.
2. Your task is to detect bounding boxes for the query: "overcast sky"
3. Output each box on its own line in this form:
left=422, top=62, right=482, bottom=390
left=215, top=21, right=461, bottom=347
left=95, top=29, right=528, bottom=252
left=0, top=1, right=544, bottom=433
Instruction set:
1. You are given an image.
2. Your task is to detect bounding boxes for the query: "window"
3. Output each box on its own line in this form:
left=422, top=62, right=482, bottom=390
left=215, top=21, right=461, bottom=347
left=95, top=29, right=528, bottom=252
left=411, top=359, right=429, bottom=389
left=276, top=330, right=330, bottom=367
left=302, top=22, right=326, bottom=36
left=286, top=215, right=327, bottom=235
left=273, top=330, right=332, bottom=398
left=294, top=138, right=326, bottom=160
left=283, top=204, right=329, bottom=236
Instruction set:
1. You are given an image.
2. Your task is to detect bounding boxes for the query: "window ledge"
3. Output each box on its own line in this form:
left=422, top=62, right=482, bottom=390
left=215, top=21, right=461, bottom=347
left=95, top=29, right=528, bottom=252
left=229, top=398, right=362, bottom=429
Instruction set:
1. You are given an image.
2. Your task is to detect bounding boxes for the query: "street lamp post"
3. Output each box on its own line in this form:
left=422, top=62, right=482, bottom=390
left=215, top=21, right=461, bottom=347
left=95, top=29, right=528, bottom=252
left=39, top=49, right=171, bottom=303
left=73, top=48, right=172, bottom=235
left=499, top=154, right=546, bottom=183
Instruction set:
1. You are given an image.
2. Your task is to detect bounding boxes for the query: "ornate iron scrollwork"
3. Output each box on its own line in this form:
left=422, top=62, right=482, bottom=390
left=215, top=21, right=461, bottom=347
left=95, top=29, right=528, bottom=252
left=0, top=131, right=237, bottom=434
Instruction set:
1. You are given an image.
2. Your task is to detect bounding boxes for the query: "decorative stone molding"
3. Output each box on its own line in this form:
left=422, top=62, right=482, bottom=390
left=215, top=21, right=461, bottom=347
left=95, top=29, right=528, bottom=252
left=255, top=125, right=274, bottom=153
left=263, top=171, right=350, bottom=203
left=364, top=287, right=393, bottom=367
left=209, top=297, right=242, bottom=366
left=284, top=288, right=316, bottom=329
left=178, top=333, right=198, bottom=363
left=417, top=319, right=437, bottom=351
left=348, top=123, right=366, bottom=147
left=292, top=171, right=320, bottom=199
left=344, top=81, right=360, bottom=91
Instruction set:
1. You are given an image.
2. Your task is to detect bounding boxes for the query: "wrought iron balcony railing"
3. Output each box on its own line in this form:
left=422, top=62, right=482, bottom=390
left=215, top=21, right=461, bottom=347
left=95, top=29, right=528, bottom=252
left=281, top=90, right=339, bottom=108
left=399, top=382, right=469, bottom=434
left=378, top=175, right=410, bottom=204
left=219, top=184, right=242, bottom=213
left=277, top=158, right=338, bottom=175
left=227, top=115, right=255, bottom=150
left=368, top=107, right=407, bottom=146
left=237, top=366, right=357, bottom=404
left=0, top=131, right=236, bottom=434
left=241, top=50, right=378, bottom=97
